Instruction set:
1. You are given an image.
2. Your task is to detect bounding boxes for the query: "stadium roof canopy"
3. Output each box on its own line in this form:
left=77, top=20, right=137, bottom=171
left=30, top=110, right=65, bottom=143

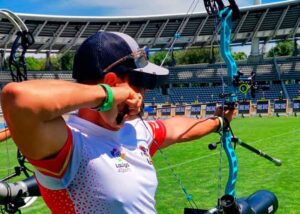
left=0, top=0, right=299, bottom=55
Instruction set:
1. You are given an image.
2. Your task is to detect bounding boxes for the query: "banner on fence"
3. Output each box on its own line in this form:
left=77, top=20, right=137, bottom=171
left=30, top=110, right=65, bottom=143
left=205, top=103, right=216, bottom=116
left=256, top=100, right=269, bottom=114
left=175, top=105, right=186, bottom=116
left=190, top=104, right=201, bottom=116
left=161, top=104, right=172, bottom=116
left=238, top=101, right=251, bottom=114
left=274, top=99, right=287, bottom=113
left=293, top=99, right=300, bottom=113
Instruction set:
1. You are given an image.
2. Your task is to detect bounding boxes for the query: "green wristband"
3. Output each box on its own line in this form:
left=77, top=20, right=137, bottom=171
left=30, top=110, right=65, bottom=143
left=97, top=84, right=114, bottom=112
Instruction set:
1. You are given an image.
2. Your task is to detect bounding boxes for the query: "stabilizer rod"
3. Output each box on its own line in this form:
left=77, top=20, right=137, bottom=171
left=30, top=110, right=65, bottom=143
left=208, top=138, right=282, bottom=167
left=232, top=137, right=282, bottom=166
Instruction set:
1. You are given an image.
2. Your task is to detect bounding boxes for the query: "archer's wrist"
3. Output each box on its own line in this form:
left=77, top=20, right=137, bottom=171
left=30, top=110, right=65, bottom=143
left=213, top=116, right=223, bottom=133
left=92, top=84, right=114, bottom=112
left=212, top=116, right=230, bottom=133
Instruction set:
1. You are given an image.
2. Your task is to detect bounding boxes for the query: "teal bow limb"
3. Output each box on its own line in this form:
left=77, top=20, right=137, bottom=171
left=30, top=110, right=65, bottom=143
left=219, top=7, right=239, bottom=198
left=222, top=131, right=238, bottom=197
left=219, top=7, right=238, bottom=102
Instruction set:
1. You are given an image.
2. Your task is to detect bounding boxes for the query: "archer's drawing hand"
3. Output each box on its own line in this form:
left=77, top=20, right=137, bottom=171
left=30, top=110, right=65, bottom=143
left=102, top=84, right=143, bottom=127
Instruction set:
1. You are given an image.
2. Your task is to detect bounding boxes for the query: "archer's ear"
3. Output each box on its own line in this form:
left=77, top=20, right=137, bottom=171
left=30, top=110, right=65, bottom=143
left=103, top=72, right=118, bottom=86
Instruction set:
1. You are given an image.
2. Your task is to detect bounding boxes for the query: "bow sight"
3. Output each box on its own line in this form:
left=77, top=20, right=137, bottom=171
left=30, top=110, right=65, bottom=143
left=232, top=71, right=270, bottom=99
left=233, top=71, right=257, bottom=98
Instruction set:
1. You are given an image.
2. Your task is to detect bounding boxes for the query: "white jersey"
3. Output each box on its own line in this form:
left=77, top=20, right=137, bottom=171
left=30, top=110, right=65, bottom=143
left=34, top=115, right=159, bottom=214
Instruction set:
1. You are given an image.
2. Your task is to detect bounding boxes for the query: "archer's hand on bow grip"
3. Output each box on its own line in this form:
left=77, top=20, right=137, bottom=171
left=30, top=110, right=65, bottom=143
left=214, top=106, right=237, bottom=125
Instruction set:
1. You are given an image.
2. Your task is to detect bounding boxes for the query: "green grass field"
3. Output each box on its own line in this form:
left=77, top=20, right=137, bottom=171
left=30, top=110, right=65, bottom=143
left=0, top=116, right=299, bottom=213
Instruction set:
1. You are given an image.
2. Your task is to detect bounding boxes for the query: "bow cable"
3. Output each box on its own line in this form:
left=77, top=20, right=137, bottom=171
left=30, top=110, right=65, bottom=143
left=139, top=0, right=206, bottom=210
left=138, top=114, right=200, bottom=209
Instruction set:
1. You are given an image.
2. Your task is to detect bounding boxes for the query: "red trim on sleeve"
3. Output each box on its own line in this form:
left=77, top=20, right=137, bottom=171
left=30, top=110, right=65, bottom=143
left=36, top=179, right=76, bottom=213
left=28, top=126, right=73, bottom=179
left=148, top=120, right=166, bottom=157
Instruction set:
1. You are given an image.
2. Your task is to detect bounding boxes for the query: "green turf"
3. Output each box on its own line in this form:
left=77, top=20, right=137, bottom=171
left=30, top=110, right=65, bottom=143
left=154, top=116, right=300, bottom=214
left=0, top=116, right=299, bottom=213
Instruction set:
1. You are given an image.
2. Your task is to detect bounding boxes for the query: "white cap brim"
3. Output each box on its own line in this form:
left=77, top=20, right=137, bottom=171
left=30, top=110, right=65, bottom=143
left=134, top=62, right=169, bottom=76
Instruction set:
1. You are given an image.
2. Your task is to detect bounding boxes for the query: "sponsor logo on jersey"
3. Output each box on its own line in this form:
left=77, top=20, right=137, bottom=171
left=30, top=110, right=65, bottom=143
left=111, top=148, right=130, bottom=173
left=139, top=145, right=153, bottom=165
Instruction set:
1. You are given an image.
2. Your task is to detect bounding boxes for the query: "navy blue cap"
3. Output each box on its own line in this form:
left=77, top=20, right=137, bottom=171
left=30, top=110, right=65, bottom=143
left=72, top=31, right=169, bottom=83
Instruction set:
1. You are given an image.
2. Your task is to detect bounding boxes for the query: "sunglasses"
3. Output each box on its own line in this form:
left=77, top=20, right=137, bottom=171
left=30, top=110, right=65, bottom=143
left=103, top=48, right=148, bottom=73
left=103, top=48, right=168, bottom=90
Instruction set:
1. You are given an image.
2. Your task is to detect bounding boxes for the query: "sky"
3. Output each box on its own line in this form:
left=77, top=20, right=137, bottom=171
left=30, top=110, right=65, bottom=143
left=0, top=0, right=291, bottom=16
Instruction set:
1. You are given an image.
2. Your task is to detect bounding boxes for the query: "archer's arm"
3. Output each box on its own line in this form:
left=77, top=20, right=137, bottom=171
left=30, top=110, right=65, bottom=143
left=160, top=108, right=236, bottom=148
left=1, top=80, right=141, bottom=161
left=0, top=128, right=11, bottom=142
left=160, top=116, right=219, bottom=148
left=1, top=80, right=108, bottom=160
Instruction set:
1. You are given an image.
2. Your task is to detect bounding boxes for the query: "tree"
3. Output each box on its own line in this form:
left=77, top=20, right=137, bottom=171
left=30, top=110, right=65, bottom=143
left=60, top=52, right=74, bottom=70
left=49, top=56, right=62, bottom=71
left=149, top=47, right=221, bottom=66
left=176, top=48, right=220, bottom=64
left=267, top=40, right=293, bottom=57
left=233, top=51, right=247, bottom=61
left=25, top=57, right=44, bottom=71
left=149, top=51, right=172, bottom=66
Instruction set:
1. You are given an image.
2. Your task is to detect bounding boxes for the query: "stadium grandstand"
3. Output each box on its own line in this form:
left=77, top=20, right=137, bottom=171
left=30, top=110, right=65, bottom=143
left=0, top=0, right=299, bottom=105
